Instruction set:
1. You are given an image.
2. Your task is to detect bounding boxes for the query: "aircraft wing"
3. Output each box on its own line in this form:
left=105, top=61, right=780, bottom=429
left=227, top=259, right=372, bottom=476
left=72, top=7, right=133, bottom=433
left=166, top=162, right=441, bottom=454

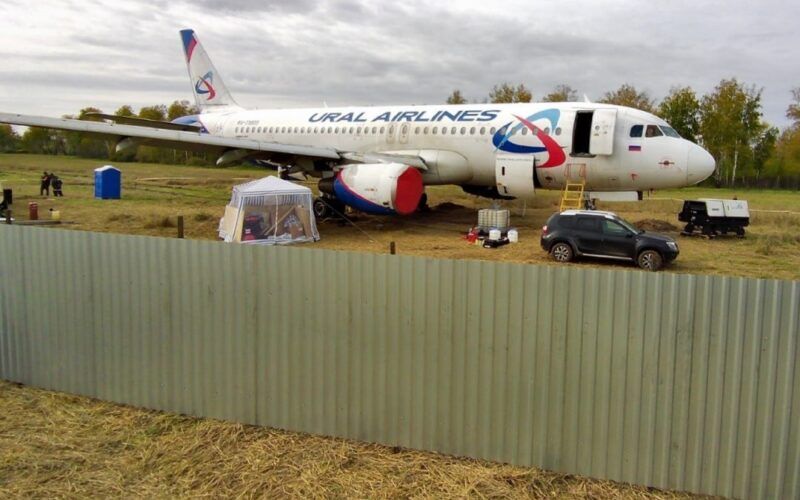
left=0, top=112, right=340, bottom=165
left=0, top=112, right=431, bottom=170
left=83, top=113, right=203, bottom=132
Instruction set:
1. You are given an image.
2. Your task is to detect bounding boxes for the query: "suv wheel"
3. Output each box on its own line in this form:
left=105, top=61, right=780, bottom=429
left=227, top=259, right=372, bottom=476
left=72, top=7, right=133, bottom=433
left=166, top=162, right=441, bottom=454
left=551, top=242, right=574, bottom=262
left=637, top=249, right=663, bottom=271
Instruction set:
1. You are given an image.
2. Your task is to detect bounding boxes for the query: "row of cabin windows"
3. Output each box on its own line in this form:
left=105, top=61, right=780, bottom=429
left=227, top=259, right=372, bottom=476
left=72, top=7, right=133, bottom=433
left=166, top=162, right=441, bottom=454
left=629, top=124, right=681, bottom=138
left=233, top=124, right=564, bottom=137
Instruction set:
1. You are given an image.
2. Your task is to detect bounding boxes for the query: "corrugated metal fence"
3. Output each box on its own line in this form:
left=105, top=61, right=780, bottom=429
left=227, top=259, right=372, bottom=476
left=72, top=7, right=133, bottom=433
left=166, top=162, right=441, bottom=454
left=0, top=224, right=798, bottom=499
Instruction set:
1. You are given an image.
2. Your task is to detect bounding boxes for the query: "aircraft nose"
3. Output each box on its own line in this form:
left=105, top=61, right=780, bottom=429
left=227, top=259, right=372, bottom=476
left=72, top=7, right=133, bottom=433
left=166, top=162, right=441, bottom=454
left=687, top=143, right=715, bottom=185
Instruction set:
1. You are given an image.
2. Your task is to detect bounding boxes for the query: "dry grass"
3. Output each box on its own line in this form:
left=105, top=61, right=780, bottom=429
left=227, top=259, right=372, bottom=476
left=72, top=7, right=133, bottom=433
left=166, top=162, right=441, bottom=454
left=0, top=380, right=703, bottom=499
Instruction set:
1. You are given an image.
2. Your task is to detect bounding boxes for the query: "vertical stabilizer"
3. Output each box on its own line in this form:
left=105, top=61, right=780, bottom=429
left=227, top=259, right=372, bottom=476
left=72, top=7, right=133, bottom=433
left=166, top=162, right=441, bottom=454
left=180, top=29, right=239, bottom=111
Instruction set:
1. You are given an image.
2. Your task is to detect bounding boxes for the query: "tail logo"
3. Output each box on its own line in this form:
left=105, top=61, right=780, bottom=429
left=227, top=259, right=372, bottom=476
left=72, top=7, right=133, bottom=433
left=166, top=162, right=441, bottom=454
left=492, top=109, right=566, bottom=168
left=194, top=71, right=217, bottom=100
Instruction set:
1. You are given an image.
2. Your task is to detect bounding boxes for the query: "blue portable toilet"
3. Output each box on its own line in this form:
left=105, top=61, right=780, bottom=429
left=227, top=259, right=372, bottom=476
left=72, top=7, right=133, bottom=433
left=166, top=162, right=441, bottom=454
left=94, top=165, right=121, bottom=199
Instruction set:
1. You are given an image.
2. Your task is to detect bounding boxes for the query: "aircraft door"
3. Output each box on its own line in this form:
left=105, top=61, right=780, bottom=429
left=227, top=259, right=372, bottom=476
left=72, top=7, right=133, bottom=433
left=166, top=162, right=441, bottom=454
left=589, top=109, right=617, bottom=155
left=495, top=154, right=535, bottom=198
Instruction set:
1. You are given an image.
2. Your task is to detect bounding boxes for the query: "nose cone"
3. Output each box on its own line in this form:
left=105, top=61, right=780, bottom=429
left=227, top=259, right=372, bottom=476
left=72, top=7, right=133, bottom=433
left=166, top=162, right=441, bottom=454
left=687, top=143, right=715, bottom=185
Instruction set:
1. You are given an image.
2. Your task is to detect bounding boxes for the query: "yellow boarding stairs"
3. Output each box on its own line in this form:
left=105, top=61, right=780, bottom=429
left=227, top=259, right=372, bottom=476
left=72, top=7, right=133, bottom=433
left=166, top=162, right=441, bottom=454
left=559, top=180, right=586, bottom=211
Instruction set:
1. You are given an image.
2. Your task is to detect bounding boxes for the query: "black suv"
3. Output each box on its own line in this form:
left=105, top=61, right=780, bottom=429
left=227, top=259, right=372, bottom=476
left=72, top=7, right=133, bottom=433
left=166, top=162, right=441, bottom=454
left=540, top=210, right=679, bottom=271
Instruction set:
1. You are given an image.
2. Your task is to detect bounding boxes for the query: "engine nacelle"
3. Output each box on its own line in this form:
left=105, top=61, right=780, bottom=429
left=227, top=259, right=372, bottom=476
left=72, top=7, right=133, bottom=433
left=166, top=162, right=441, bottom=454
left=333, top=163, right=423, bottom=215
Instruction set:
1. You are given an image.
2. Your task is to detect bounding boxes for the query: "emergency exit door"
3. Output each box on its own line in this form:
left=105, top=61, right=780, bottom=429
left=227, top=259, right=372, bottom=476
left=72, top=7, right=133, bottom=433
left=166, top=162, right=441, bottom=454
left=495, top=154, right=535, bottom=198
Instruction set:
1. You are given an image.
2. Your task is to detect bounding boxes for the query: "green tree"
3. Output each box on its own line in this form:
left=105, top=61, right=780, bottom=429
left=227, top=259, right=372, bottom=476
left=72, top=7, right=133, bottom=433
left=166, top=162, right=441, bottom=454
left=20, top=127, right=61, bottom=154
left=542, top=84, right=577, bottom=102
left=0, top=124, right=19, bottom=152
left=489, top=83, right=532, bottom=103
left=445, top=90, right=467, bottom=105
left=599, top=84, right=656, bottom=113
left=658, top=86, right=700, bottom=142
left=699, top=78, right=768, bottom=187
left=167, top=100, right=200, bottom=120
left=138, top=104, right=167, bottom=121
left=787, top=87, right=800, bottom=125
left=764, top=127, right=800, bottom=187
left=115, top=105, right=136, bottom=117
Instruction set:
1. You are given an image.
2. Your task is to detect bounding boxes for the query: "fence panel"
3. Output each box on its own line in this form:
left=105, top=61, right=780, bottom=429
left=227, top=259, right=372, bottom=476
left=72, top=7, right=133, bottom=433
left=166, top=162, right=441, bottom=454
left=0, top=224, right=798, bottom=499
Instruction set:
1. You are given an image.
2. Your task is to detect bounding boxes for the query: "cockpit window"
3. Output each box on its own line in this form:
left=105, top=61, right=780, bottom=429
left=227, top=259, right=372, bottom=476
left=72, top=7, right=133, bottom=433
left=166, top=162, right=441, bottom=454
left=630, top=125, right=643, bottom=138
left=660, top=126, right=681, bottom=138
left=645, top=125, right=663, bottom=138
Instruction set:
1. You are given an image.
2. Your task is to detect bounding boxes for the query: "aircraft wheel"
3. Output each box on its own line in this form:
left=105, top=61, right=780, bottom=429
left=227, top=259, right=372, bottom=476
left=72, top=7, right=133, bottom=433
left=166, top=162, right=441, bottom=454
left=313, top=198, right=331, bottom=218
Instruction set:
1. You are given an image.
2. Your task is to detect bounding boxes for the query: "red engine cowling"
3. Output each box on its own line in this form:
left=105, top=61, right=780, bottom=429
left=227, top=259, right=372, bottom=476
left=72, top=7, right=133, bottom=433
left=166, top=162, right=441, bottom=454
left=333, top=163, right=424, bottom=215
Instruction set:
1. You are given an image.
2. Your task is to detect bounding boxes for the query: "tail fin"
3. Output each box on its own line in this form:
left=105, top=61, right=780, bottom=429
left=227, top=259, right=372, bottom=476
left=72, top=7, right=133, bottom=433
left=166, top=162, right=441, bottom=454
left=180, top=29, right=240, bottom=112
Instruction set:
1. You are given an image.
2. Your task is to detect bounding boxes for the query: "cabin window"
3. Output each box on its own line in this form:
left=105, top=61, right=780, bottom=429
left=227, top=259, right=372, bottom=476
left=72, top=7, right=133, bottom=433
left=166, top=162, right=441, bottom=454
left=555, top=127, right=562, bottom=135
left=441, top=127, right=447, bottom=135
left=630, top=125, right=643, bottom=137
left=379, top=127, right=385, bottom=134
left=414, top=126, right=420, bottom=134
left=571, top=111, right=593, bottom=156
left=645, top=125, right=663, bottom=138
left=470, top=127, right=475, bottom=135
left=451, top=126, right=457, bottom=135
left=357, top=127, right=362, bottom=134
left=335, top=127, right=340, bottom=133
left=490, top=127, right=496, bottom=135
left=480, top=127, right=485, bottom=135
left=544, top=127, right=550, bottom=134
left=521, top=127, right=528, bottom=135
left=460, top=127, right=466, bottom=135
left=432, top=127, right=438, bottom=135
left=371, top=126, right=377, bottom=134
left=423, top=127, right=429, bottom=134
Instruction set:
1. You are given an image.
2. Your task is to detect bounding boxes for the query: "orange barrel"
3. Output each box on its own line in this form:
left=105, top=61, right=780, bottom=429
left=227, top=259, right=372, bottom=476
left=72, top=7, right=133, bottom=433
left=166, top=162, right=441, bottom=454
left=28, top=201, right=38, bottom=220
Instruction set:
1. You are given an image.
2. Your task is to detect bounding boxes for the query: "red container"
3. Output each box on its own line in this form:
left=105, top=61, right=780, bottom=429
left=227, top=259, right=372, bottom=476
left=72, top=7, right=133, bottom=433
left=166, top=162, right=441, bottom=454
left=28, top=202, right=38, bottom=220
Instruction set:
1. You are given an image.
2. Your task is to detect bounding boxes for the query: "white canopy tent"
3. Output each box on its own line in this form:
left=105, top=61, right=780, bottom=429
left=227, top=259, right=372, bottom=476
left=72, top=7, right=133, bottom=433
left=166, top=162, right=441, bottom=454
left=218, top=176, right=319, bottom=244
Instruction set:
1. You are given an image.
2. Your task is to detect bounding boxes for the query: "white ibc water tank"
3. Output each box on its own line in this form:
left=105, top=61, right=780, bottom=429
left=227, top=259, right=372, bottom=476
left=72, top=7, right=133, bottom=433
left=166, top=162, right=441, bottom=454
left=507, top=229, right=518, bottom=243
left=478, top=208, right=510, bottom=229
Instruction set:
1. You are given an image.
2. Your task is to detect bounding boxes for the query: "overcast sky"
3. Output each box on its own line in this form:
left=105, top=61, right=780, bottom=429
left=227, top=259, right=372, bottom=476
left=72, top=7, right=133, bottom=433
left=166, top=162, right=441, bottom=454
left=1, top=0, right=797, bottom=128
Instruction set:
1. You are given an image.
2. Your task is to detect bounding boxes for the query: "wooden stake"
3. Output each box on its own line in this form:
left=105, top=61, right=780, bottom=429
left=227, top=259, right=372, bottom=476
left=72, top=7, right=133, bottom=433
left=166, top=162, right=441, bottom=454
left=390, top=241, right=396, bottom=255
left=177, top=215, right=184, bottom=239
left=5, top=209, right=10, bottom=224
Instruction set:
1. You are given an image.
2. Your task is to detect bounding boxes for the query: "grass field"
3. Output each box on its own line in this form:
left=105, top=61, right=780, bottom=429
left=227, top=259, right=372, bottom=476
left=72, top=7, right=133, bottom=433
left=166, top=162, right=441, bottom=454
left=0, top=380, right=700, bottom=499
left=1, top=153, right=799, bottom=280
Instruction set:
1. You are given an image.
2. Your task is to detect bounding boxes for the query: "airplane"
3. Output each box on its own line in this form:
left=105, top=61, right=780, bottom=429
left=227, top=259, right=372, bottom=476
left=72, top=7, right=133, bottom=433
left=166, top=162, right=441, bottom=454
left=0, top=29, right=715, bottom=217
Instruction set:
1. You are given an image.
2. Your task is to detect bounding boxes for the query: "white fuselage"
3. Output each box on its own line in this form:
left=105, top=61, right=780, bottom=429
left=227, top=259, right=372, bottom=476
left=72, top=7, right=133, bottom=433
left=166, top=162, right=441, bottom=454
left=196, top=101, right=715, bottom=197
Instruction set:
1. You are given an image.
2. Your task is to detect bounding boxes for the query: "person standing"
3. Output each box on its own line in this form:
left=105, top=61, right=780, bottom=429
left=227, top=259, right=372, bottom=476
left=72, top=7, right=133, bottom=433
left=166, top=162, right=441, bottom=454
left=52, top=175, right=63, bottom=197
left=40, top=171, right=51, bottom=196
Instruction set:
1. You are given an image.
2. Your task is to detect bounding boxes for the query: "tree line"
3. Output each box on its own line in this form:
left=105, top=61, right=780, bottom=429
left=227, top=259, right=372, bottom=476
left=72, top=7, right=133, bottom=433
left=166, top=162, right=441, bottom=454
left=1, top=83, right=799, bottom=189
left=447, top=80, right=800, bottom=189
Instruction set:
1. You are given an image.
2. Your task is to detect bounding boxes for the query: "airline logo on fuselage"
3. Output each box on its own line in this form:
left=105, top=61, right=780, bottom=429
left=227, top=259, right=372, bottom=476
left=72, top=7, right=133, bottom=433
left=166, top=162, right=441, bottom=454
left=493, top=109, right=566, bottom=167
left=308, top=109, right=499, bottom=123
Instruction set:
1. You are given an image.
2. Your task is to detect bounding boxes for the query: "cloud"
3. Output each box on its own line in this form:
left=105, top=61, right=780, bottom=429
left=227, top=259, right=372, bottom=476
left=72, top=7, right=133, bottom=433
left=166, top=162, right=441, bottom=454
left=0, top=0, right=797, bottom=127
